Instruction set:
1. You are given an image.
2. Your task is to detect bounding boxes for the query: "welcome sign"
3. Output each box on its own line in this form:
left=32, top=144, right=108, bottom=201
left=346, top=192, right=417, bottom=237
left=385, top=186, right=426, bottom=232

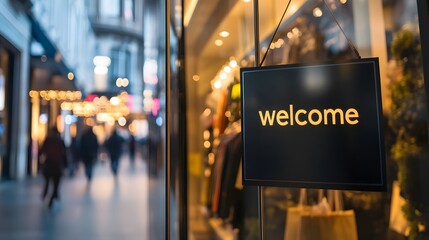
left=241, top=58, right=386, bottom=191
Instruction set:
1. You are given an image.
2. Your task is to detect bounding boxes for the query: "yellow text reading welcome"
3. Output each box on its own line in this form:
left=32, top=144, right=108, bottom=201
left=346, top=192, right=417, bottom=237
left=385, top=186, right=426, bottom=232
left=258, top=104, right=359, bottom=126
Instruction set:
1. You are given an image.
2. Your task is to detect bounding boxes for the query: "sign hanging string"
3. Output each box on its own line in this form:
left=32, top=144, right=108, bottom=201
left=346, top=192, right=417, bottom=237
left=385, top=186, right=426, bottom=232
left=259, top=0, right=362, bottom=67
left=259, top=0, right=292, bottom=67
left=322, top=0, right=361, bottom=59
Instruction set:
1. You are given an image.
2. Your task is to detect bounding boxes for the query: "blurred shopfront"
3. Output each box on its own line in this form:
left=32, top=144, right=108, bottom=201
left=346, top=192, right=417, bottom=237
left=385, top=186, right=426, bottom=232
left=182, top=0, right=429, bottom=239
left=0, top=0, right=31, bottom=180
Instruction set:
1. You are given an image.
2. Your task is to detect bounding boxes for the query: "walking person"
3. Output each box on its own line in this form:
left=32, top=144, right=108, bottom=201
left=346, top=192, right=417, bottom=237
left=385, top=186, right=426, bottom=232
left=129, top=133, right=136, bottom=164
left=39, top=127, right=66, bottom=208
left=105, top=127, right=124, bottom=177
left=80, top=126, right=99, bottom=183
left=67, top=135, right=79, bottom=177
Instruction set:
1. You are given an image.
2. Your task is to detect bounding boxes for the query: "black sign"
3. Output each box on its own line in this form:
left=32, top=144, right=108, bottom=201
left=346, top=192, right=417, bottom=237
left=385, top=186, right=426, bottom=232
left=241, top=58, right=386, bottom=191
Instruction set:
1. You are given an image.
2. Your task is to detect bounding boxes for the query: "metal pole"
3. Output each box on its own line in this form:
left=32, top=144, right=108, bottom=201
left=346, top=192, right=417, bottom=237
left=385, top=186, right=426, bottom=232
left=254, top=0, right=260, bottom=66
left=166, top=0, right=171, bottom=239
left=258, top=186, right=264, bottom=240
left=253, top=1, right=264, bottom=239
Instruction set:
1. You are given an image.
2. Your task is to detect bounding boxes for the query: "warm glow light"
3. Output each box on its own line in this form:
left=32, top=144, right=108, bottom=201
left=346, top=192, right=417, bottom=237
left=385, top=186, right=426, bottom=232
left=31, top=90, right=81, bottom=101
left=107, top=117, right=115, bottom=126
left=208, top=153, right=215, bottom=165
left=122, top=78, right=129, bottom=87
left=184, top=0, right=198, bottom=27
left=220, top=72, right=227, bottom=80
left=219, top=31, right=230, bottom=38
left=192, top=75, right=200, bottom=81
left=223, top=66, right=231, bottom=73
left=116, top=78, right=123, bottom=87
left=48, top=90, right=57, bottom=99
left=243, top=0, right=251, bottom=2
left=203, top=130, right=210, bottom=140
left=204, top=168, right=211, bottom=177
left=29, top=90, right=37, bottom=98
left=110, top=96, right=120, bottom=106
left=94, top=66, right=108, bottom=75
left=57, top=115, right=64, bottom=133
left=225, top=111, right=231, bottom=118
left=292, top=27, right=300, bottom=35
left=313, top=7, right=323, bottom=17
left=203, top=108, right=211, bottom=117
left=93, top=56, right=111, bottom=66
left=61, top=102, right=71, bottom=110
left=214, top=39, right=223, bottom=46
left=95, top=113, right=110, bottom=123
left=204, top=141, right=211, bottom=149
left=68, top=72, right=74, bottom=80
left=214, top=80, right=222, bottom=89
left=84, top=118, right=95, bottom=126
left=340, top=0, right=347, bottom=3
left=290, top=5, right=298, bottom=14
left=229, top=59, right=238, bottom=68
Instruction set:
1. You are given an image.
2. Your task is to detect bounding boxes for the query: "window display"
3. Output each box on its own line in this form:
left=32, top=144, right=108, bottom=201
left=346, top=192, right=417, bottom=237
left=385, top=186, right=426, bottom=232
left=185, top=0, right=429, bottom=239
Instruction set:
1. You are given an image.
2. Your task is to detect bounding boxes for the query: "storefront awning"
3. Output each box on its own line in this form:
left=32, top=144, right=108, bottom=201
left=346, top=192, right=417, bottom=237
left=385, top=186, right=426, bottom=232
left=29, top=15, right=79, bottom=92
left=30, top=67, right=77, bottom=92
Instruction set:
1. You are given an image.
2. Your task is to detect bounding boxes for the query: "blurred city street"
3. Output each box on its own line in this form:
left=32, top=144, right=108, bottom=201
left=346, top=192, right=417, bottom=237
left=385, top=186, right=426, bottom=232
left=0, top=154, right=149, bottom=240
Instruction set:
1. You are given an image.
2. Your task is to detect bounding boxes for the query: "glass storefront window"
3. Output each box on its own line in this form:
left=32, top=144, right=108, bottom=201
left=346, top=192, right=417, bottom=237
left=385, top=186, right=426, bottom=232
left=185, top=0, right=429, bottom=239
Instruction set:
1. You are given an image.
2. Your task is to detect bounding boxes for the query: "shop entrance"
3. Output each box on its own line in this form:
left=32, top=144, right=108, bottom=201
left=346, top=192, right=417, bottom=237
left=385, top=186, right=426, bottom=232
left=0, top=38, right=15, bottom=179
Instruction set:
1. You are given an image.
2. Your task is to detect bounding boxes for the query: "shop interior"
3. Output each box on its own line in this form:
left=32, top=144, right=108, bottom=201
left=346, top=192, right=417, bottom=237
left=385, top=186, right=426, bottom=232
left=185, top=0, right=429, bottom=239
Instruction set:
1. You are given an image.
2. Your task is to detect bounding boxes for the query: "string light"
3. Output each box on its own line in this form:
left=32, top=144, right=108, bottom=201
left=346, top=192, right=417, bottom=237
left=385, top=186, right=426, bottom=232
left=29, top=90, right=82, bottom=101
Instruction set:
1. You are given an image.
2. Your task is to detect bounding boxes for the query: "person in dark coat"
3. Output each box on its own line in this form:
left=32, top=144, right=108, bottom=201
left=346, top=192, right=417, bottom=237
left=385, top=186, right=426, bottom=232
left=67, top=135, right=79, bottom=177
left=79, top=126, right=99, bottom=182
left=105, top=128, right=124, bottom=177
left=129, top=134, right=136, bottom=163
left=39, top=127, right=66, bottom=208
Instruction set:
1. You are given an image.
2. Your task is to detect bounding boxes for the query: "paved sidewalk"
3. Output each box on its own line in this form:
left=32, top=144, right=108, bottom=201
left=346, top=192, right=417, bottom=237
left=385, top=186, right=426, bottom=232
left=0, top=155, right=149, bottom=240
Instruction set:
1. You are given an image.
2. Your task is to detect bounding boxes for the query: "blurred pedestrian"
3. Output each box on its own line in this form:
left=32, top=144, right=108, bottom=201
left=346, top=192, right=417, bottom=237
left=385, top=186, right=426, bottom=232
left=80, top=126, right=99, bottom=182
left=67, top=135, right=79, bottom=177
left=39, top=127, right=66, bottom=208
left=105, top=128, right=124, bottom=177
left=129, top=133, right=136, bottom=163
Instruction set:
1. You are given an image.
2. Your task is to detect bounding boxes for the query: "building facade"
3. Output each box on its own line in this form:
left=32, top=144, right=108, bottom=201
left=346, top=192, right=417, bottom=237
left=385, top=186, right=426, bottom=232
left=0, top=0, right=31, bottom=180
left=88, top=0, right=144, bottom=114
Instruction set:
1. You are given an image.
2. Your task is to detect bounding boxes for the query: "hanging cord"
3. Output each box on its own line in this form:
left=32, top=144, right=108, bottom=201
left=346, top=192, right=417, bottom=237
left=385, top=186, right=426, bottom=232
left=259, top=0, right=292, bottom=67
left=322, top=0, right=361, bottom=59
